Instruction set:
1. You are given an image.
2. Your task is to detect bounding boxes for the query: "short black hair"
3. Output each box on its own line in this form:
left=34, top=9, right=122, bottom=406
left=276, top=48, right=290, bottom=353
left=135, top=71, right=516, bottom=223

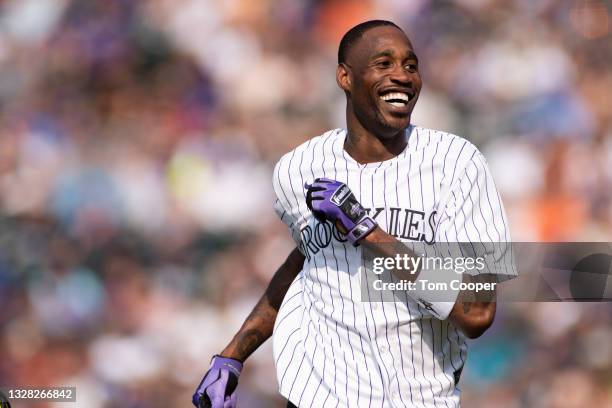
left=338, top=20, right=403, bottom=64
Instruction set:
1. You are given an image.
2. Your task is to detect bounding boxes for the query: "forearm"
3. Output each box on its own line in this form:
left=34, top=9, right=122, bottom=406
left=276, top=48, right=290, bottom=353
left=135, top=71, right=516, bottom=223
left=361, top=227, right=422, bottom=280
left=449, top=274, right=497, bottom=338
left=220, top=247, right=305, bottom=362
left=363, top=227, right=496, bottom=337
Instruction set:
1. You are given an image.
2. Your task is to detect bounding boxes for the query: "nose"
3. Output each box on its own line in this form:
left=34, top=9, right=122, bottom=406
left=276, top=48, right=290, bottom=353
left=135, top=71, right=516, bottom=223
left=390, top=65, right=413, bottom=86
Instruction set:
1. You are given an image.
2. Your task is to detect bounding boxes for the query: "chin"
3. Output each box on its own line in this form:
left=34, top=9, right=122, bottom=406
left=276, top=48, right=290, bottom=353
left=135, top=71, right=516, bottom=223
left=371, top=102, right=413, bottom=135
left=388, top=116, right=411, bottom=130
left=377, top=114, right=411, bottom=135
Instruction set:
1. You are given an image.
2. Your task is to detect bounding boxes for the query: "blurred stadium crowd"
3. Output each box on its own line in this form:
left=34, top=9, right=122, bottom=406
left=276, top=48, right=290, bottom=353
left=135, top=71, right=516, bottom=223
left=0, top=0, right=610, bottom=406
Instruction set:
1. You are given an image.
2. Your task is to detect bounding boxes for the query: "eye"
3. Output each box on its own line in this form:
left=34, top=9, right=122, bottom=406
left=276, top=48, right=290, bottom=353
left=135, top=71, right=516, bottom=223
left=375, top=59, right=392, bottom=69
left=405, top=63, right=418, bottom=73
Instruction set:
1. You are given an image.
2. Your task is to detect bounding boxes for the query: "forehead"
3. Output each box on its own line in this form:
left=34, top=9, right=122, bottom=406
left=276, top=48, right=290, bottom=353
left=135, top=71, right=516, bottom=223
left=349, top=26, right=414, bottom=62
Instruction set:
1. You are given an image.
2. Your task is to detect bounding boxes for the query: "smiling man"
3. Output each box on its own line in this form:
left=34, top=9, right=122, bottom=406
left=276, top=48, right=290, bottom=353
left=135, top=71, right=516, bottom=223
left=193, top=20, right=512, bottom=408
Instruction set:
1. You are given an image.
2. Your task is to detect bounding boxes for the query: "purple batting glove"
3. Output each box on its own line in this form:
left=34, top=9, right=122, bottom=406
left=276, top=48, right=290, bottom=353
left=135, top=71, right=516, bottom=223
left=305, top=178, right=377, bottom=246
left=192, top=355, right=242, bottom=408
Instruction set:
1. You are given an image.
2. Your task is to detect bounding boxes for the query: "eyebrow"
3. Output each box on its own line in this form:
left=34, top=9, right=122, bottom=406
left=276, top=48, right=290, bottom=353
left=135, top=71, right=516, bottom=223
left=371, top=49, right=419, bottom=62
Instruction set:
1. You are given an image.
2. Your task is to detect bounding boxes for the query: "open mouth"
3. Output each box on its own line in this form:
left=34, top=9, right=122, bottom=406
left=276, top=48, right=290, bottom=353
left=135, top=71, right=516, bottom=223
left=380, top=91, right=413, bottom=108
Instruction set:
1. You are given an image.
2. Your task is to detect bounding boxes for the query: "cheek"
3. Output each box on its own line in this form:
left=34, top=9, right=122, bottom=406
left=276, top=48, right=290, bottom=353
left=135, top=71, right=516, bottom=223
left=354, top=74, right=379, bottom=96
left=413, top=74, right=423, bottom=89
left=353, top=85, right=378, bottom=105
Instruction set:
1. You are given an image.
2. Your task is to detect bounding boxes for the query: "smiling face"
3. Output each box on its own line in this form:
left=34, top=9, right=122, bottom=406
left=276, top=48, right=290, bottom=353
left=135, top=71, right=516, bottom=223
left=337, top=25, right=422, bottom=138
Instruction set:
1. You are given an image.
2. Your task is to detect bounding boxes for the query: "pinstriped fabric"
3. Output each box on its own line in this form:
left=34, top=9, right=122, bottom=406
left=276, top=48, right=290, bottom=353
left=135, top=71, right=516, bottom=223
left=272, top=126, right=511, bottom=408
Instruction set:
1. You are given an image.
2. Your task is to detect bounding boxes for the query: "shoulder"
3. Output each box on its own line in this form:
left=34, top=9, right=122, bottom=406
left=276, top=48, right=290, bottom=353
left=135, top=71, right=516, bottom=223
left=414, top=125, right=487, bottom=167
left=272, top=129, right=343, bottom=203
left=412, top=125, right=492, bottom=186
left=273, top=129, right=344, bottom=174
left=414, top=125, right=481, bottom=157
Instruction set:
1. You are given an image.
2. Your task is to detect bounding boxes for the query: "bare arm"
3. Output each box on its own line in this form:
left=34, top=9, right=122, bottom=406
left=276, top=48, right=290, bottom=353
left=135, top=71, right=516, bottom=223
left=220, top=247, right=305, bottom=362
left=362, top=227, right=495, bottom=339
left=448, top=274, right=496, bottom=339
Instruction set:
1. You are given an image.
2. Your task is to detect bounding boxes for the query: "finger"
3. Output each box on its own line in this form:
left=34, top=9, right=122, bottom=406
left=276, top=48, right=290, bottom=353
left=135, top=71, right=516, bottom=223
left=219, top=371, right=230, bottom=397
left=313, top=211, right=328, bottom=222
left=307, top=186, right=327, bottom=193
left=225, top=372, right=239, bottom=396
left=224, top=393, right=237, bottom=408
left=310, top=192, right=329, bottom=201
left=205, top=374, right=227, bottom=408
left=305, top=179, right=333, bottom=189
left=309, top=191, right=326, bottom=198
left=309, top=185, right=328, bottom=193
left=308, top=181, right=328, bottom=189
left=206, top=389, right=224, bottom=408
left=311, top=183, right=338, bottom=193
left=307, top=191, right=324, bottom=200
left=310, top=184, right=331, bottom=193
left=311, top=179, right=334, bottom=187
left=308, top=198, right=324, bottom=210
left=199, top=394, right=212, bottom=408
left=193, top=371, right=218, bottom=407
left=193, top=392, right=201, bottom=406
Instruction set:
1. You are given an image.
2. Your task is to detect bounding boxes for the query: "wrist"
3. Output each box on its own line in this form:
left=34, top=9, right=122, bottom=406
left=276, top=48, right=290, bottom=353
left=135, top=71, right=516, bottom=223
left=361, top=225, right=386, bottom=243
left=346, top=216, right=377, bottom=246
left=219, top=347, right=245, bottom=363
left=210, top=354, right=243, bottom=376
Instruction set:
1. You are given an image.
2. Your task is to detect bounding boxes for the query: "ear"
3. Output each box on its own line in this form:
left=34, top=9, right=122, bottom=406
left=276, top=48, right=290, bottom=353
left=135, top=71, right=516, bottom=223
left=336, top=63, right=351, bottom=93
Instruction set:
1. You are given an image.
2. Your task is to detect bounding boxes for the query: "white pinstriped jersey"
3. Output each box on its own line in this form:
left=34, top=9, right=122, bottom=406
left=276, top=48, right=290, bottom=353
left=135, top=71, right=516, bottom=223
left=271, top=125, right=511, bottom=408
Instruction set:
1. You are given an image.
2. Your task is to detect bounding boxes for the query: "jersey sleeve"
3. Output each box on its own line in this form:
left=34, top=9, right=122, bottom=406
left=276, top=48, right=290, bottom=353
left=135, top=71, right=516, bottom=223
left=435, top=150, right=517, bottom=280
left=272, top=157, right=303, bottom=250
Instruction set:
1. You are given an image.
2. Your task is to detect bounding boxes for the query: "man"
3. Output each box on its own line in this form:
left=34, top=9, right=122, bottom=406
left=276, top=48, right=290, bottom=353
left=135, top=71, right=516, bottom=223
left=193, top=20, right=512, bottom=408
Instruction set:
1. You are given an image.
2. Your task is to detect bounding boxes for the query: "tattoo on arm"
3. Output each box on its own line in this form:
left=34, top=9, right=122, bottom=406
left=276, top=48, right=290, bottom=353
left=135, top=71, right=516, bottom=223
left=221, top=248, right=305, bottom=362
left=227, top=295, right=276, bottom=361
left=235, top=329, right=266, bottom=360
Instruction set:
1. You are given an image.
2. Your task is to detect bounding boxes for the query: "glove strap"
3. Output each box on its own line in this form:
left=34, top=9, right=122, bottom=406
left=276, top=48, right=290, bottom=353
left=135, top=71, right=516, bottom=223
left=210, top=355, right=243, bottom=376
left=346, top=216, right=376, bottom=246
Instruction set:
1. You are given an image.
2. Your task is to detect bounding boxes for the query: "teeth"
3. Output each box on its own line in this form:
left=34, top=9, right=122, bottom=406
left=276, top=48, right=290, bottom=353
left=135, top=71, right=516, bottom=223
left=381, top=92, right=409, bottom=102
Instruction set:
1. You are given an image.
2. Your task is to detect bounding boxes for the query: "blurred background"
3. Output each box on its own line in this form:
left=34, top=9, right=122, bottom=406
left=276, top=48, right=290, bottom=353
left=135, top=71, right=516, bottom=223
left=0, top=0, right=610, bottom=407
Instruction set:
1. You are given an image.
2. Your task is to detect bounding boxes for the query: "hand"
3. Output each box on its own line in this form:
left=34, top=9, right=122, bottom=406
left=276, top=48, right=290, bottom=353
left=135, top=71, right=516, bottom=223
left=305, top=178, right=377, bottom=246
left=192, top=355, right=242, bottom=408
